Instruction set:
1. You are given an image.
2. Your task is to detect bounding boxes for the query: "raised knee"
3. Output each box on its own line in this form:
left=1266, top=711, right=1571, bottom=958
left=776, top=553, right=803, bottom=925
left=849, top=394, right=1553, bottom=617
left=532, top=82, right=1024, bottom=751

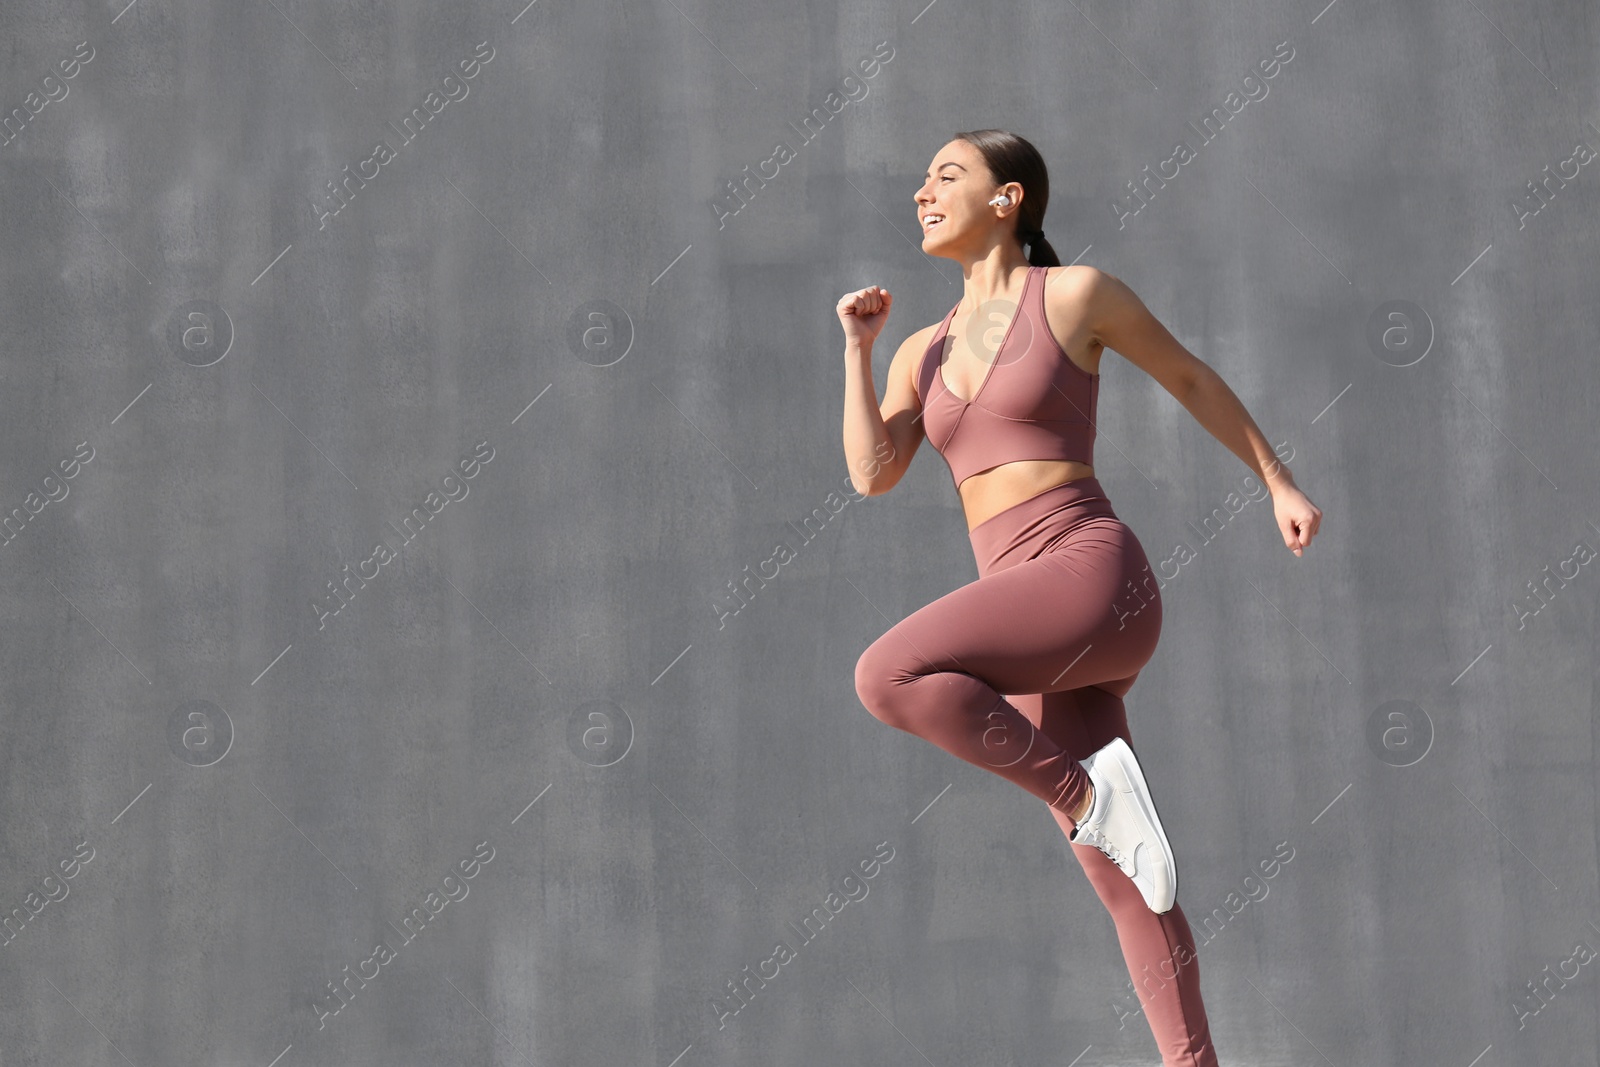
left=854, top=639, right=912, bottom=728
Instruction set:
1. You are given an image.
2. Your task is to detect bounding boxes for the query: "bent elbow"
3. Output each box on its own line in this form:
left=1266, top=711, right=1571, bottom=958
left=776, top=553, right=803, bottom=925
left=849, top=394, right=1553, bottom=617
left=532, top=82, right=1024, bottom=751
left=850, top=476, right=887, bottom=498
left=861, top=470, right=903, bottom=497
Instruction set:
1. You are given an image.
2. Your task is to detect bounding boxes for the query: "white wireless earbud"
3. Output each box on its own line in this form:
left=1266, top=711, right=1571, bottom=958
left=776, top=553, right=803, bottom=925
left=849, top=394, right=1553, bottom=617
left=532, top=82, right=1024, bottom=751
left=988, top=195, right=1011, bottom=207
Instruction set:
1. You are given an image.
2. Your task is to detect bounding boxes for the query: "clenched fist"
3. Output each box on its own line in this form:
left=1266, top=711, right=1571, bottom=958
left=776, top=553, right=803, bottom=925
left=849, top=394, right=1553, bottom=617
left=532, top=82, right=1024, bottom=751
left=837, top=285, right=893, bottom=347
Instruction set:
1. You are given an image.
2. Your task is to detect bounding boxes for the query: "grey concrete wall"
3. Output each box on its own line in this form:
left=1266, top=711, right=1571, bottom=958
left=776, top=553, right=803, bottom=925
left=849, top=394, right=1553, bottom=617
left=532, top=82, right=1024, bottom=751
left=1, top=0, right=1597, bottom=1064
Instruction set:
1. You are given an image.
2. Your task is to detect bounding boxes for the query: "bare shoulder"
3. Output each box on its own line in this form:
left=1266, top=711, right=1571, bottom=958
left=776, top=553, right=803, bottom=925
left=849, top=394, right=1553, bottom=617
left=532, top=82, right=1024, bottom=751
left=894, top=318, right=938, bottom=353
left=1042, top=263, right=1105, bottom=289
left=1041, top=263, right=1110, bottom=303
left=1039, top=265, right=1108, bottom=348
left=1040, top=264, right=1104, bottom=317
left=1049, top=265, right=1203, bottom=398
left=1044, top=265, right=1149, bottom=347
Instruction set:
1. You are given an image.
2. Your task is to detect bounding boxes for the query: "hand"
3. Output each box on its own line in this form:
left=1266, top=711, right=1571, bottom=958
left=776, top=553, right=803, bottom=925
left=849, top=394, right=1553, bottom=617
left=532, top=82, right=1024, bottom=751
left=837, top=285, right=893, bottom=348
left=1272, top=484, right=1321, bottom=557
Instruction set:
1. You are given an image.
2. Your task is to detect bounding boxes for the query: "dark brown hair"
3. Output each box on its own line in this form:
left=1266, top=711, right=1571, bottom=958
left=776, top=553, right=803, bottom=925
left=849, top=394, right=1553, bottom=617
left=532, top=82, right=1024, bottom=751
left=951, top=128, right=1061, bottom=267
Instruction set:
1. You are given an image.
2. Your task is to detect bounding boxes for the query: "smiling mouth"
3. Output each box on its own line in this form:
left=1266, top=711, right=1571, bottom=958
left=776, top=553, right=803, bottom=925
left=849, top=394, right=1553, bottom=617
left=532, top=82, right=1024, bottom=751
left=922, top=214, right=946, bottom=231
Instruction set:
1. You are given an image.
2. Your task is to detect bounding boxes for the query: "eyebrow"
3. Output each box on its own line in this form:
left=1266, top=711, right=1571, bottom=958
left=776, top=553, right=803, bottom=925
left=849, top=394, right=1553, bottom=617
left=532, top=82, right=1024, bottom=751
left=923, top=162, right=967, bottom=178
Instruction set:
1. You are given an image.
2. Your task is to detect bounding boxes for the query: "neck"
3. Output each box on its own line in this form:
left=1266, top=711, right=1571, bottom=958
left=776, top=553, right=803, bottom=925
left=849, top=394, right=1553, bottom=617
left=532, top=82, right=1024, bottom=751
left=954, top=248, right=1031, bottom=311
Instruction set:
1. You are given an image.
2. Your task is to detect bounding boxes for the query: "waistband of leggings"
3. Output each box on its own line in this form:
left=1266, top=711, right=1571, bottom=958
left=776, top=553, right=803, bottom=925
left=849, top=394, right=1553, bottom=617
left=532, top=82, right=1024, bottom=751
left=967, top=476, right=1113, bottom=545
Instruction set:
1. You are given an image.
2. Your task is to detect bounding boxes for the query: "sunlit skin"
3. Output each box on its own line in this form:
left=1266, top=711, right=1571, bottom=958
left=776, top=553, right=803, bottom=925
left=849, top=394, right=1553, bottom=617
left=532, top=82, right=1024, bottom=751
left=838, top=138, right=1324, bottom=824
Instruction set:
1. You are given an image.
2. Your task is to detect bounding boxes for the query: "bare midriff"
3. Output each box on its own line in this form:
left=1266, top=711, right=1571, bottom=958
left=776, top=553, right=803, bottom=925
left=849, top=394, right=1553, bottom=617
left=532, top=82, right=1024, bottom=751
left=940, top=288, right=1103, bottom=532
left=956, top=456, right=1098, bottom=532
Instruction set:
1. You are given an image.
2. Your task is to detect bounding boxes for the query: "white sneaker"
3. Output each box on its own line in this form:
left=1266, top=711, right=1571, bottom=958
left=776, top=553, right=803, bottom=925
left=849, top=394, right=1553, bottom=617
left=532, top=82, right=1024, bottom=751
left=1067, top=737, right=1177, bottom=914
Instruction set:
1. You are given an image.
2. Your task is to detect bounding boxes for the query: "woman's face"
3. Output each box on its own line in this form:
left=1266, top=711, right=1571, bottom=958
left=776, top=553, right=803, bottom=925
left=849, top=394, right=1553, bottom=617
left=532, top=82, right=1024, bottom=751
left=914, top=140, right=1008, bottom=253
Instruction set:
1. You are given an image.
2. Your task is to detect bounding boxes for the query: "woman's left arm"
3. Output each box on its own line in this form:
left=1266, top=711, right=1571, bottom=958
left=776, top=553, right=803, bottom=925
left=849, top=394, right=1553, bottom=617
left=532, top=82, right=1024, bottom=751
left=1076, top=267, right=1322, bottom=557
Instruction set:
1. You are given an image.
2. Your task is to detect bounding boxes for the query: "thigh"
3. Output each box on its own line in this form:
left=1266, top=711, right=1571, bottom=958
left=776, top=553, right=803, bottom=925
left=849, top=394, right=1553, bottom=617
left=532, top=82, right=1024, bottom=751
left=885, top=520, right=1162, bottom=698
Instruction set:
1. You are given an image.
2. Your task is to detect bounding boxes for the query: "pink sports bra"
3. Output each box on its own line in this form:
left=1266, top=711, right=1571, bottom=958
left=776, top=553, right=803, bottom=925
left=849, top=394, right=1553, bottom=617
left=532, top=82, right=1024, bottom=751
left=915, top=265, right=1099, bottom=488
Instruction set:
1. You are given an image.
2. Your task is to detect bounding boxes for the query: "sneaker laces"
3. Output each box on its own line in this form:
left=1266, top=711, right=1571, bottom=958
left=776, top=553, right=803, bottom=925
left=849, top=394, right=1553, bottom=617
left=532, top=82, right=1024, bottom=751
left=1075, top=823, right=1131, bottom=875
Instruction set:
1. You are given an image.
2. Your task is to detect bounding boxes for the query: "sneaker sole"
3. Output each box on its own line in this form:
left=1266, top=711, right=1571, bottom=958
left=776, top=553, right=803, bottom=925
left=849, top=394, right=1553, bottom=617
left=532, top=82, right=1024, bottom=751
left=1099, top=738, right=1178, bottom=912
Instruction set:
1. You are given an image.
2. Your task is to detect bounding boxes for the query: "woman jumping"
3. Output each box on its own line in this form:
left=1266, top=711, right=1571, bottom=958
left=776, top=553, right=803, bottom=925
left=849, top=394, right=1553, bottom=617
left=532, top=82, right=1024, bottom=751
left=839, top=129, right=1322, bottom=1067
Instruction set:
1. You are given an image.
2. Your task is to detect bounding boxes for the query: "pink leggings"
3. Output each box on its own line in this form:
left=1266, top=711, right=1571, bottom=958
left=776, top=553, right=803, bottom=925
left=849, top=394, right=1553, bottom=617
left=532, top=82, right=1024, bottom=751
left=854, top=477, right=1218, bottom=1067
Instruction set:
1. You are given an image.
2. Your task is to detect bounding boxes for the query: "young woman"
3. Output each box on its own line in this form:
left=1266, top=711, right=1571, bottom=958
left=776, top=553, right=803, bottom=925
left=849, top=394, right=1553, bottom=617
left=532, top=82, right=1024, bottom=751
left=839, top=129, right=1321, bottom=1067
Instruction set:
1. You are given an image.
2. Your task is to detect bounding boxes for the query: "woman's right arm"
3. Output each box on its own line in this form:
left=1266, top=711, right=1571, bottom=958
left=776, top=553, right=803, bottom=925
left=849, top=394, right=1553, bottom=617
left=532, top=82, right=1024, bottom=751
left=838, top=285, right=926, bottom=496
